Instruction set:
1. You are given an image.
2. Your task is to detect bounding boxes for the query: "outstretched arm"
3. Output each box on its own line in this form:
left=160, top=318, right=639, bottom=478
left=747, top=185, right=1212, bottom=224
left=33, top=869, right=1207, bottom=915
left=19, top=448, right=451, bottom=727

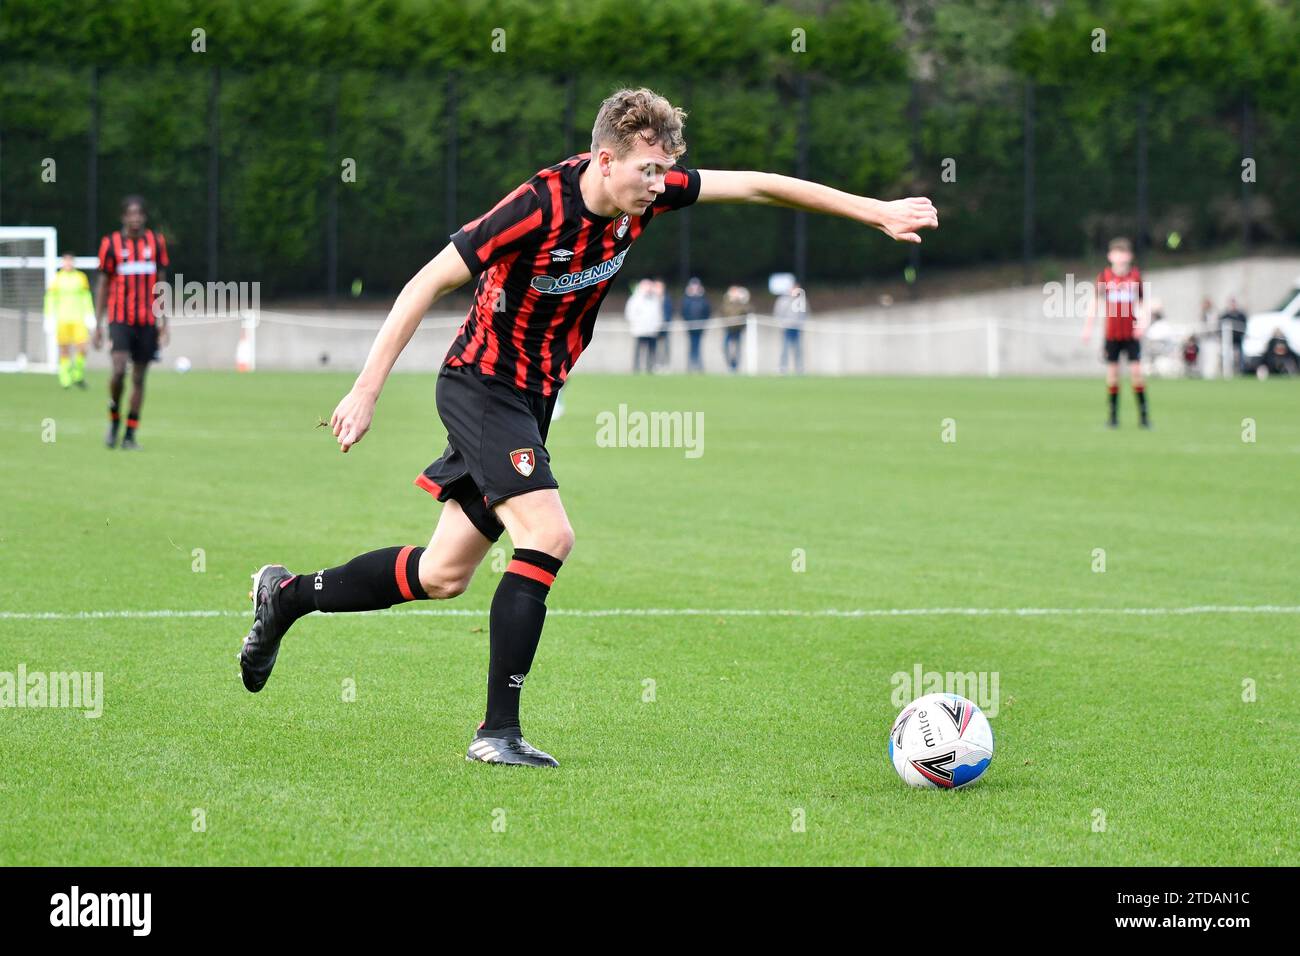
left=696, top=169, right=938, bottom=244
left=331, top=242, right=472, bottom=452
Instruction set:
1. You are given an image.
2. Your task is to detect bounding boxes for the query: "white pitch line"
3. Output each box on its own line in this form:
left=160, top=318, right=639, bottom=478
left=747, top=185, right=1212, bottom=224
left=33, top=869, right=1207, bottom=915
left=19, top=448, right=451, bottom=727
left=1, top=605, right=1299, bottom=621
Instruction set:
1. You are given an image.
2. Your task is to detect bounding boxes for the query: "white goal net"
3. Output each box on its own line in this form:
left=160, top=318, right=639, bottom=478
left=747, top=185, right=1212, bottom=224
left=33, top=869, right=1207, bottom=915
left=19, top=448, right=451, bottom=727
left=0, top=226, right=59, bottom=372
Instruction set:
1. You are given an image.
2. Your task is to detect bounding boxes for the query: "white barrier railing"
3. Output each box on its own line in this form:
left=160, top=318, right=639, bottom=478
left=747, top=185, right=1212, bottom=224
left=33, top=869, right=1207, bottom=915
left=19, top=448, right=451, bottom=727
left=14, top=306, right=1235, bottom=379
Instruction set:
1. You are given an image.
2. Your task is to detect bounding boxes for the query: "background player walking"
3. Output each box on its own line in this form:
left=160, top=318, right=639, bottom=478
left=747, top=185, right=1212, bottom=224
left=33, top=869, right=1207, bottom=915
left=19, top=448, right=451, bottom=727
left=1082, top=237, right=1150, bottom=428
left=93, top=195, right=170, bottom=449
left=238, top=88, right=938, bottom=767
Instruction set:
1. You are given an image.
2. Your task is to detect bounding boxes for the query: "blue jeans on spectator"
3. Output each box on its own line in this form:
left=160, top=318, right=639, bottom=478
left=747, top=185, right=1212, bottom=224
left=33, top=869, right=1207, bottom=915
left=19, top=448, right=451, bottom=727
left=780, top=327, right=803, bottom=374
left=634, top=336, right=657, bottom=373
left=723, top=328, right=742, bottom=372
left=687, top=328, right=704, bottom=371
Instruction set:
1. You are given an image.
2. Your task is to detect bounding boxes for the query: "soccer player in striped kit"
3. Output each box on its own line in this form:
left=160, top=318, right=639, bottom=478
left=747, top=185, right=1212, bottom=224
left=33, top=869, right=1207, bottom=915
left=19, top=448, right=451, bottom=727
left=239, top=88, right=938, bottom=766
left=1082, top=237, right=1150, bottom=428
left=93, top=195, right=170, bottom=449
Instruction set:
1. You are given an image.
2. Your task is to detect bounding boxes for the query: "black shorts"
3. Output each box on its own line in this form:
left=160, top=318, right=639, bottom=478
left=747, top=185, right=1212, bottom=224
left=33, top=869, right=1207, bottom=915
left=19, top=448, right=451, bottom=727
left=108, top=323, right=159, bottom=364
left=415, top=363, right=560, bottom=542
left=1104, top=338, right=1140, bottom=363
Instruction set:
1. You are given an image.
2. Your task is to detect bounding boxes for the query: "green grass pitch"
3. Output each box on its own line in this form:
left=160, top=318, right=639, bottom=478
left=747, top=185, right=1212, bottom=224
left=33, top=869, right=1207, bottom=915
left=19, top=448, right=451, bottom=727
left=1, top=368, right=1296, bottom=866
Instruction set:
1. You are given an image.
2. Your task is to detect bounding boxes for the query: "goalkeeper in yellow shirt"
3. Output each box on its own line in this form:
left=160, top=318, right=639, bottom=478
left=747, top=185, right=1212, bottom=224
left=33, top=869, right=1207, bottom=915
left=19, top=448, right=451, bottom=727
left=44, top=252, right=95, bottom=389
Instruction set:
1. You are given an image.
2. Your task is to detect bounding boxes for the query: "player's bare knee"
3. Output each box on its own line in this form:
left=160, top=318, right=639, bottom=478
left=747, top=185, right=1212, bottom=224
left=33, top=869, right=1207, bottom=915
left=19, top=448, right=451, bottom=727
left=533, top=522, right=575, bottom=561
left=417, top=554, right=472, bottom=599
left=419, top=566, right=472, bottom=599
left=423, top=575, right=470, bottom=600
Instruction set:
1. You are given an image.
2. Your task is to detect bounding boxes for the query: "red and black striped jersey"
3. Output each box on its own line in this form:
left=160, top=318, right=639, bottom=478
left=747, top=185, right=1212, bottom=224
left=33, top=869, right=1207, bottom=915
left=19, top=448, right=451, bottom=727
left=98, top=229, right=169, bottom=326
left=1097, top=265, right=1143, bottom=340
left=446, top=153, right=701, bottom=395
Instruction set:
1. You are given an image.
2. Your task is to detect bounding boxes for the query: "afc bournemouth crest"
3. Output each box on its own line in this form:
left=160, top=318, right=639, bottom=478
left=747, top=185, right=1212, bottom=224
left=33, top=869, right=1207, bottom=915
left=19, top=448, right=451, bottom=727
left=510, top=448, right=536, bottom=477
left=614, top=214, right=630, bottom=239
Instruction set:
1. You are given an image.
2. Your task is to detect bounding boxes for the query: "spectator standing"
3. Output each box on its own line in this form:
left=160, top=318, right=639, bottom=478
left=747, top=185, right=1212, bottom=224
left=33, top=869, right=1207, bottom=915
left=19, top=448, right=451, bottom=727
left=776, top=281, right=807, bottom=374
left=655, top=278, right=673, bottom=370
left=720, top=285, right=750, bottom=373
left=626, top=279, right=663, bottom=373
left=1218, top=297, right=1248, bottom=375
left=680, top=277, right=711, bottom=372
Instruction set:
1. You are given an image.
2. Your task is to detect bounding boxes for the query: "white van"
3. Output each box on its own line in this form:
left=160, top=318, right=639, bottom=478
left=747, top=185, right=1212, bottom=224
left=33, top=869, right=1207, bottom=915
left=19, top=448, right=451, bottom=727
left=1243, top=279, right=1300, bottom=372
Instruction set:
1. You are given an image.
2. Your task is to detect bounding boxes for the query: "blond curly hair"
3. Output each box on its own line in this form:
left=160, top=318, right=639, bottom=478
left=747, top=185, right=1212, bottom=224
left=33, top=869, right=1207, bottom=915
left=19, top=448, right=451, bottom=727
left=590, top=88, right=688, bottom=159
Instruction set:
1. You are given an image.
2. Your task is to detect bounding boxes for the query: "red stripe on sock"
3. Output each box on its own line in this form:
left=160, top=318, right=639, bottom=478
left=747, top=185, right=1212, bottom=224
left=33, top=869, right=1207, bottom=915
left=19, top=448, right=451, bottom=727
left=126, top=417, right=139, bottom=428
left=506, top=559, right=555, bottom=588
left=395, top=545, right=416, bottom=601
left=1107, top=386, right=1119, bottom=395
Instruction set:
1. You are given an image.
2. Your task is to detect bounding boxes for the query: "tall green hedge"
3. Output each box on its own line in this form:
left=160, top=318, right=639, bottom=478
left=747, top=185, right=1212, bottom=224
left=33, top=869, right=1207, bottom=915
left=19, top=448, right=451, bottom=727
left=1, top=0, right=1296, bottom=295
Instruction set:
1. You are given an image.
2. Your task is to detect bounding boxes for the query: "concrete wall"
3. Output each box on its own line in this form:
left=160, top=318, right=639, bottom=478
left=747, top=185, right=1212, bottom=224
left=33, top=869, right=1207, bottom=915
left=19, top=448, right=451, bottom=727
left=15, top=255, right=1298, bottom=378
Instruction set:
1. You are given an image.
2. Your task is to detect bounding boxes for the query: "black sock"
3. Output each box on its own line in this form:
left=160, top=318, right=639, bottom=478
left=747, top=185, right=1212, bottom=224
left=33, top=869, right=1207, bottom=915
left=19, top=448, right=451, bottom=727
left=281, top=546, right=428, bottom=620
left=124, top=414, right=139, bottom=440
left=108, top=401, right=121, bottom=433
left=1134, top=386, right=1148, bottom=416
left=1107, top=387, right=1118, bottom=419
left=482, top=548, right=563, bottom=733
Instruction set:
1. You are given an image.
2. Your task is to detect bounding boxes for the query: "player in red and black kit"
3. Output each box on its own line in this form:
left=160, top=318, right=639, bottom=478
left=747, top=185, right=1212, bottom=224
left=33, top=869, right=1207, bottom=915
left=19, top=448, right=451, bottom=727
left=1082, top=236, right=1149, bottom=428
left=93, top=195, right=170, bottom=449
left=238, top=88, right=938, bottom=766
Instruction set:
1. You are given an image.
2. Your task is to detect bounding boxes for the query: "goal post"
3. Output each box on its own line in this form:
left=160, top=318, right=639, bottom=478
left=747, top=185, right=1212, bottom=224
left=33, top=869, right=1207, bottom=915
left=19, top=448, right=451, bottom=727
left=0, top=226, right=61, bottom=372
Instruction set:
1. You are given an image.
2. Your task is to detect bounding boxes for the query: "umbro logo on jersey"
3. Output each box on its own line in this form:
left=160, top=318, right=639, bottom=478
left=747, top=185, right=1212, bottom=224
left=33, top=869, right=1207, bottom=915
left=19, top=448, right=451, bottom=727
left=510, top=448, right=535, bottom=477
left=530, top=248, right=627, bottom=295
left=549, top=248, right=574, bottom=262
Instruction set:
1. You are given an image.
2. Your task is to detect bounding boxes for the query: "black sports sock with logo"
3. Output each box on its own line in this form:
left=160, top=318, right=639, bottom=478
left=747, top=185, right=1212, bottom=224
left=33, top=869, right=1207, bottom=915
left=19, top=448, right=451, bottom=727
left=482, top=548, right=564, bottom=733
left=1107, top=386, right=1119, bottom=421
left=1134, top=385, right=1148, bottom=417
left=280, top=546, right=428, bottom=621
